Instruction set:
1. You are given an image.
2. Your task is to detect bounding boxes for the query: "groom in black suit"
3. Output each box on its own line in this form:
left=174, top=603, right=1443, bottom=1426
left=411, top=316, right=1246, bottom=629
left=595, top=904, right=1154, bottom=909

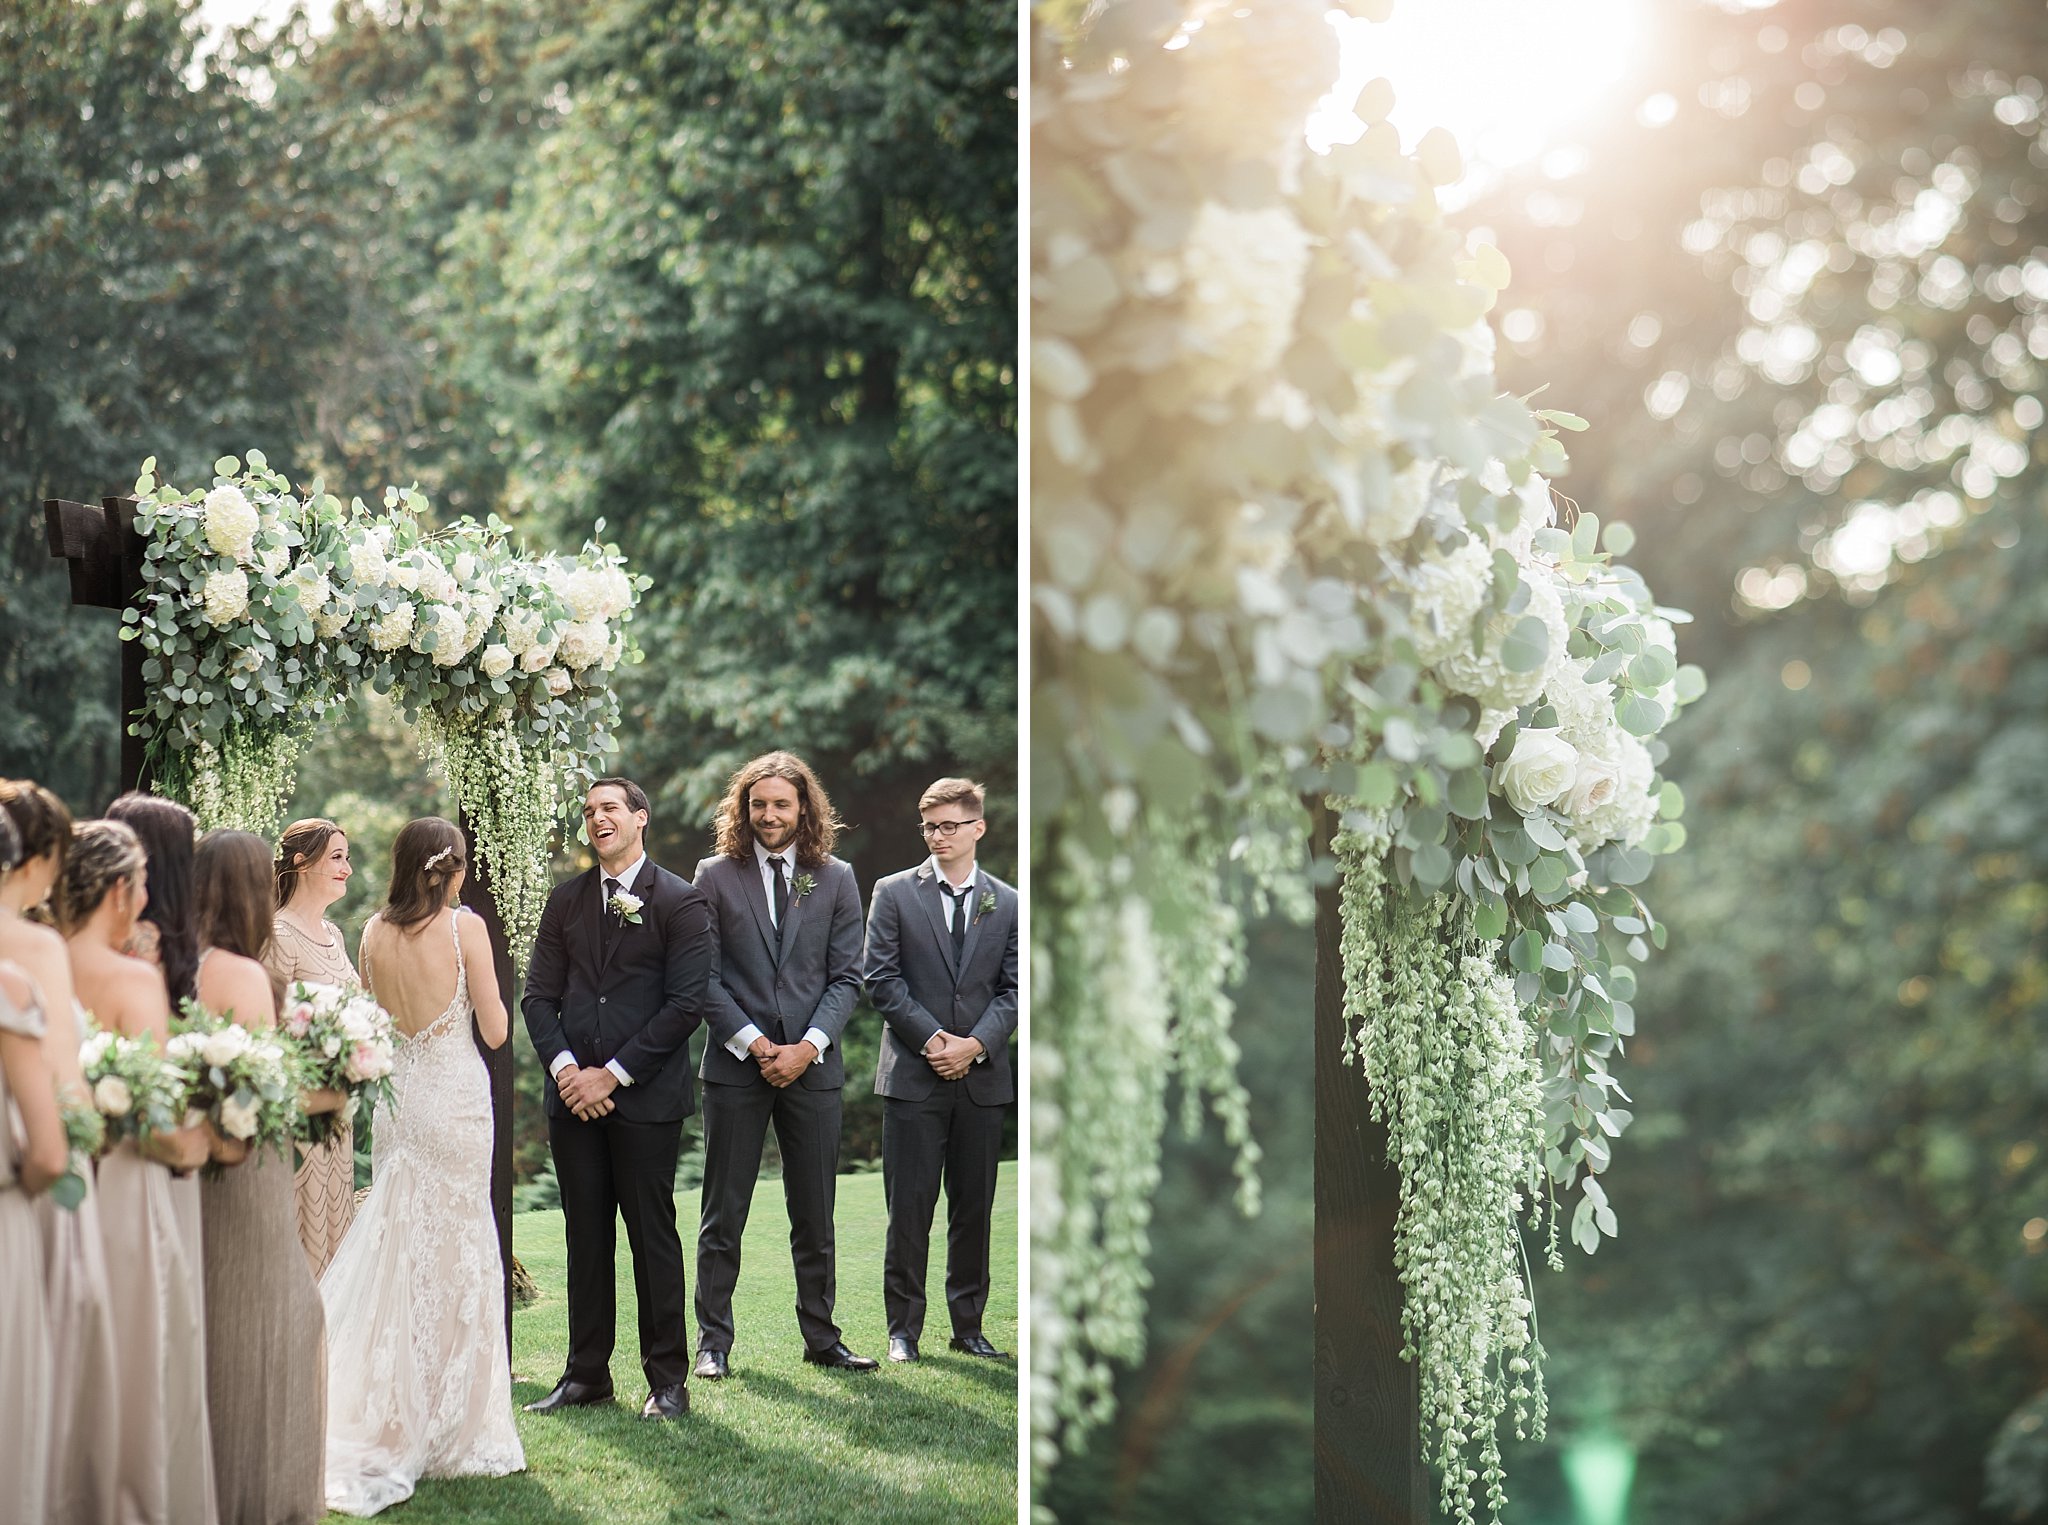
left=690, top=751, right=876, bottom=1374
left=864, top=776, right=1018, bottom=1363
left=522, top=777, right=714, bottom=1420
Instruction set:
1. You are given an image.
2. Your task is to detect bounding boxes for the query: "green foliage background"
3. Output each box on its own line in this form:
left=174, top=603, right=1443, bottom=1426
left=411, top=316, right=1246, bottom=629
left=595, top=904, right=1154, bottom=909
left=1050, top=0, right=2048, bottom=1522
left=0, top=0, right=1016, bottom=1179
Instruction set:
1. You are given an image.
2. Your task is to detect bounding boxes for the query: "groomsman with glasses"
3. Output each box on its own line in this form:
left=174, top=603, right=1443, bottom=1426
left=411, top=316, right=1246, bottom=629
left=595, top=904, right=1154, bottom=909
left=863, top=777, right=1018, bottom=1363
left=690, top=751, right=877, bottom=1375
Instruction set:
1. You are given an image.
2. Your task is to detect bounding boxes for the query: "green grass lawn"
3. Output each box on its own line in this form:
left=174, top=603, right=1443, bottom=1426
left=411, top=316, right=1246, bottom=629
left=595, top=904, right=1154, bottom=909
left=326, top=1164, right=1018, bottom=1524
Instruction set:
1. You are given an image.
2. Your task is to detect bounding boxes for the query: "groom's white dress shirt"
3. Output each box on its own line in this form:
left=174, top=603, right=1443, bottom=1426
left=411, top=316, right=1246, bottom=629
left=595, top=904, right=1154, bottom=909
left=720, top=839, right=834, bottom=1063
left=549, top=851, right=644, bottom=1088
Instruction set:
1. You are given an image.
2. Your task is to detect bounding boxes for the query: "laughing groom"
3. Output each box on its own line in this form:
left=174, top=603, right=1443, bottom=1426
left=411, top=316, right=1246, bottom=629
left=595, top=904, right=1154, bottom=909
left=690, top=751, right=876, bottom=1375
left=863, top=777, right=1017, bottom=1363
left=522, top=777, right=714, bottom=1421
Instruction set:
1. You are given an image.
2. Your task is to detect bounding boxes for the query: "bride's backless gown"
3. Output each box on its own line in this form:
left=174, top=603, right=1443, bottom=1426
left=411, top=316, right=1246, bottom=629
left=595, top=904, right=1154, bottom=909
left=319, top=907, right=524, bottom=1516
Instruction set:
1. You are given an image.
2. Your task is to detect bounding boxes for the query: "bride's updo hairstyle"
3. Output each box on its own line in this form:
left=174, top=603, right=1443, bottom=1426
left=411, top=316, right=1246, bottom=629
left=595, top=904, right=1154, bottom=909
left=383, top=818, right=466, bottom=933
left=275, top=817, right=343, bottom=908
left=60, top=820, right=148, bottom=932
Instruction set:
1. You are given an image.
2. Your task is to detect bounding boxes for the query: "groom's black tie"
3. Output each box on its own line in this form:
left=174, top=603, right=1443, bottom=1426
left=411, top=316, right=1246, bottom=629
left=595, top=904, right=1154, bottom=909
left=943, top=882, right=970, bottom=962
left=602, top=876, right=621, bottom=950
left=768, top=854, right=789, bottom=944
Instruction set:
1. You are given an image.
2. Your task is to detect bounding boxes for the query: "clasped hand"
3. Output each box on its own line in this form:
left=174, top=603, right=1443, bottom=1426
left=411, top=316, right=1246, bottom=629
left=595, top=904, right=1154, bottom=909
left=749, top=1036, right=818, bottom=1089
left=924, top=1031, right=982, bottom=1081
left=557, top=1062, right=618, bottom=1120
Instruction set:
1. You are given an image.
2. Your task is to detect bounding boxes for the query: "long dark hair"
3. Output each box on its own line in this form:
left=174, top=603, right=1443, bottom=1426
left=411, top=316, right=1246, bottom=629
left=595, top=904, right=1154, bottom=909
left=712, top=751, right=842, bottom=871
left=275, top=817, right=344, bottom=909
left=383, top=818, right=466, bottom=933
left=106, top=792, right=198, bottom=1004
left=195, top=831, right=277, bottom=967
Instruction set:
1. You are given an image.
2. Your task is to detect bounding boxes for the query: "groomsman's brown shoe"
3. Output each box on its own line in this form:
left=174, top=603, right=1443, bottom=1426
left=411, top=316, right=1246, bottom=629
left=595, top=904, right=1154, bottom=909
left=803, top=1341, right=880, bottom=1371
left=693, top=1349, right=729, bottom=1380
left=949, top=1333, right=1009, bottom=1360
left=640, top=1384, right=689, bottom=1421
left=525, top=1377, right=614, bottom=1413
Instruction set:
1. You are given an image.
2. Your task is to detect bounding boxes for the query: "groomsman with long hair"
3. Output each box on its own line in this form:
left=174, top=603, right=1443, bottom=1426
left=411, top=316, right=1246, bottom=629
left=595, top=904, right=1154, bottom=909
left=690, top=752, right=876, bottom=1375
left=863, top=777, right=1017, bottom=1363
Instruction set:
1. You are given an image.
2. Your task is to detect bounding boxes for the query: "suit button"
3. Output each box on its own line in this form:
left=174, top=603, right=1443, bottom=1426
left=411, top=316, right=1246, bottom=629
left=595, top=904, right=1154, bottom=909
left=599, top=997, right=607, bottom=1005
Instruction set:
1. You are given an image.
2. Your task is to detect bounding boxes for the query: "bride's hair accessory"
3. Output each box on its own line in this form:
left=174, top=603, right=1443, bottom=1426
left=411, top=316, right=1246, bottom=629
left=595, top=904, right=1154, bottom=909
left=423, top=844, right=456, bottom=873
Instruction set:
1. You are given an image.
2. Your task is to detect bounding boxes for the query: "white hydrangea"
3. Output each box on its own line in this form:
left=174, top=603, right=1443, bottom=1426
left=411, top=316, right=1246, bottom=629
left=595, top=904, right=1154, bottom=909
left=259, top=543, right=291, bottom=579
left=453, top=551, right=479, bottom=584
left=203, top=485, right=259, bottom=560
left=386, top=561, right=420, bottom=594
left=1179, top=202, right=1312, bottom=397
left=315, top=597, right=354, bottom=639
left=1404, top=537, right=1494, bottom=666
left=1365, top=457, right=1438, bottom=548
left=289, top=565, right=331, bottom=616
left=1436, top=569, right=1570, bottom=713
left=563, top=566, right=610, bottom=621
left=500, top=606, right=544, bottom=657
left=348, top=533, right=388, bottom=587
left=1544, top=655, right=1616, bottom=740
left=1493, top=475, right=1557, bottom=562
left=202, top=568, right=251, bottom=626
left=558, top=618, right=609, bottom=670
left=601, top=630, right=624, bottom=672
left=480, top=644, right=514, bottom=679
left=368, top=601, right=416, bottom=651
left=417, top=559, right=459, bottom=607
left=598, top=565, right=634, bottom=620
left=415, top=604, right=473, bottom=667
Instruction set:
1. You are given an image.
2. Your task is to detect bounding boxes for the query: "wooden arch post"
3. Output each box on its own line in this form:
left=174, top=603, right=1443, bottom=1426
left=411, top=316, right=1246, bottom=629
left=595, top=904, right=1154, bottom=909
left=1312, top=800, right=1430, bottom=1523
left=45, top=494, right=517, bottom=1353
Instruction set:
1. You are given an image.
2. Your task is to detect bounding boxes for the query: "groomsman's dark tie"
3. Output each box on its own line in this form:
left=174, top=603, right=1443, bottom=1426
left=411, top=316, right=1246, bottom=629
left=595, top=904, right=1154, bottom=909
left=602, top=877, right=621, bottom=948
left=768, top=854, right=789, bottom=942
left=944, top=883, right=970, bottom=962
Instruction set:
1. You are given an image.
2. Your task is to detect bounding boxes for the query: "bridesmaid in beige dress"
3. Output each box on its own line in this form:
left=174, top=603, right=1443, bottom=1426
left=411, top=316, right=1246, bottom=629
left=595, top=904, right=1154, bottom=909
left=268, top=817, right=359, bottom=1275
left=193, top=830, right=330, bottom=1525
left=1, top=778, right=118, bottom=1524
left=1, top=888, right=71, bottom=1525
left=64, top=819, right=219, bottom=1525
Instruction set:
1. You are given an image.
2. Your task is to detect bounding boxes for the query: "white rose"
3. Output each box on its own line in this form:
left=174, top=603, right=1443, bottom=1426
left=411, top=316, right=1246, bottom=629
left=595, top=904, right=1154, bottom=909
left=563, top=567, right=609, bottom=621
left=454, top=551, right=479, bottom=583
left=203, top=485, right=259, bottom=559
left=386, top=562, right=420, bottom=593
left=1179, top=202, right=1312, bottom=397
left=1562, top=745, right=1621, bottom=824
left=348, top=534, right=387, bottom=587
left=1496, top=727, right=1579, bottom=816
left=558, top=618, right=609, bottom=670
left=219, top=1094, right=260, bottom=1141
left=544, top=667, right=572, bottom=697
left=202, top=568, right=251, bottom=626
left=520, top=636, right=558, bottom=673
left=368, top=601, right=417, bottom=652
left=93, top=1075, right=132, bottom=1118
left=342, top=1093, right=361, bottom=1126
left=79, top=1032, right=113, bottom=1068
left=480, top=643, right=514, bottom=679
left=166, top=1031, right=205, bottom=1063
left=201, top=1025, right=250, bottom=1069
left=1570, top=729, right=1658, bottom=848
left=322, top=1034, right=342, bottom=1059
left=420, top=561, right=459, bottom=606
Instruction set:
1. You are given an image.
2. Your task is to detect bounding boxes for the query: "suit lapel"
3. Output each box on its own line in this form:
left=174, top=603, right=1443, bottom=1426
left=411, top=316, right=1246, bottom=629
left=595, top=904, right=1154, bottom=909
left=738, top=854, right=778, bottom=964
left=584, top=867, right=608, bottom=980
left=916, top=864, right=959, bottom=979
left=957, top=868, right=990, bottom=976
left=776, top=864, right=809, bottom=968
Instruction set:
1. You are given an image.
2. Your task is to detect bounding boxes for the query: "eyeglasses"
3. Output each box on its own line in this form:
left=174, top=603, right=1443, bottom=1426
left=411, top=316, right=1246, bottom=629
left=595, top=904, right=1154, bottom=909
left=918, top=818, right=981, bottom=839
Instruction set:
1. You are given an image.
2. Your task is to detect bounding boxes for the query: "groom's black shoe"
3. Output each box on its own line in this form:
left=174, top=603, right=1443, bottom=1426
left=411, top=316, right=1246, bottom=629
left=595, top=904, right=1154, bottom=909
left=693, top=1350, right=729, bottom=1381
left=524, top=1377, right=615, bottom=1413
left=803, top=1341, right=880, bottom=1371
left=640, top=1384, right=689, bottom=1421
left=949, top=1333, right=1010, bottom=1360
left=888, top=1336, right=919, bottom=1364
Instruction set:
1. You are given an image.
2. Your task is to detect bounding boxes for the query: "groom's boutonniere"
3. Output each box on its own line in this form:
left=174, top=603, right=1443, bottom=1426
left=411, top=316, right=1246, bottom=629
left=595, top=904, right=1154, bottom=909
left=609, top=890, right=644, bottom=926
left=977, top=890, right=997, bottom=923
left=792, top=872, right=817, bottom=901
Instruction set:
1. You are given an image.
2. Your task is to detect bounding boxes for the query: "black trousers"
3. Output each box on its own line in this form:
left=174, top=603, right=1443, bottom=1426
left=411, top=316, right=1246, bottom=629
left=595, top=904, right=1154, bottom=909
left=549, top=1110, right=690, bottom=1389
left=694, top=1078, right=844, bottom=1353
left=881, top=1080, right=1005, bottom=1342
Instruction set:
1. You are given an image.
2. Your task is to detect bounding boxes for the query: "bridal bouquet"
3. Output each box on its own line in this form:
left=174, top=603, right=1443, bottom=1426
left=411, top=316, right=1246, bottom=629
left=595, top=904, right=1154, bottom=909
left=167, top=1004, right=305, bottom=1163
left=281, top=980, right=398, bottom=1141
left=78, top=1019, right=192, bottom=1150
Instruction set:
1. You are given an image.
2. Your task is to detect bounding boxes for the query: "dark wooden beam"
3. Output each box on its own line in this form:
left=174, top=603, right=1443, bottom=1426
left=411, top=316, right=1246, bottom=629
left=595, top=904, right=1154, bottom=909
left=459, top=810, right=518, bottom=1355
left=44, top=495, right=151, bottom=796
left=1313, top=800, right=1429, bottom=1524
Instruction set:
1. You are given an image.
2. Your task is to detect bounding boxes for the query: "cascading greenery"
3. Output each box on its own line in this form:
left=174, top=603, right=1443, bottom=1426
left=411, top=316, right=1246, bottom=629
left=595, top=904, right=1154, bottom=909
left=127, top=455, right=643, bottom=966
left=1031, top=3, right=1703, bottom=1519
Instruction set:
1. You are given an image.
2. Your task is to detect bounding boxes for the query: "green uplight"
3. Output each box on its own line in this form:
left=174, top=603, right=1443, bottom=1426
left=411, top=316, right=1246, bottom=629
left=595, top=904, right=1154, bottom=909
left=1563, top=1429, right=1636, bottom=1525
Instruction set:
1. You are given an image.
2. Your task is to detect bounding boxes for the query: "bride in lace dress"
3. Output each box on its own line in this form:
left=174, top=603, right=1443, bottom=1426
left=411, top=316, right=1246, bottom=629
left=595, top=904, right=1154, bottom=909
left=321, top=818, right=525, bottom=1516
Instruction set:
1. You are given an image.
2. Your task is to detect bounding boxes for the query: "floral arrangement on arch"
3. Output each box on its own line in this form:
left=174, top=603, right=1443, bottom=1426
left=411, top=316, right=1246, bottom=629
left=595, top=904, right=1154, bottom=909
left=124, top=452, right=647, bottom=969
left=1031, top=3, right=1702, bottom=1521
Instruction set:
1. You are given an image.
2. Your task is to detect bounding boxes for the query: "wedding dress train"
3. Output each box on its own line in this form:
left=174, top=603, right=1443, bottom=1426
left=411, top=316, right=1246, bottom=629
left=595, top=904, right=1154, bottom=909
left=320, top=908, right=524, bottom=1516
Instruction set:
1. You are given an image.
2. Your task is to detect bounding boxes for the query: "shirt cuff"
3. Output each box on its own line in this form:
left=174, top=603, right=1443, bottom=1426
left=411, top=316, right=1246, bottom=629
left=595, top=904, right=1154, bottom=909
left=726, top=1022, right=765, bottom=1061
left=549, top=1051, right=576, bottom=1079
left=606, top=1059, right=633, bottom=1087
left=803, top=1027, right=831, bottom=1064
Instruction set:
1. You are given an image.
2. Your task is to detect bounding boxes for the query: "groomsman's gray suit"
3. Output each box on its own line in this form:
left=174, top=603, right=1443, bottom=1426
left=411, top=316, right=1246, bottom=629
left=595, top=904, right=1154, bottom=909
left=864, top=860, right=1018, bottom=1344
left=692, top=848, right=863, bottom=1355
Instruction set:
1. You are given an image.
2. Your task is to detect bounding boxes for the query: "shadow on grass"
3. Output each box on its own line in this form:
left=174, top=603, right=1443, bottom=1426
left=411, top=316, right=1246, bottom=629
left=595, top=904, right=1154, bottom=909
left=736, top=1368, right=1014, bottom=1454
left=926, top=1350, right=1020, bottom=1394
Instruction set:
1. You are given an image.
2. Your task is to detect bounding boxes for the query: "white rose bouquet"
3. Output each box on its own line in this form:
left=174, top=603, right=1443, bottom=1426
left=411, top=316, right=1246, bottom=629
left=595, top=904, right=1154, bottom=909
left=279, top=980, right=398, bottom=1143
left=77, top=1017, right=192, bottom=1151
left=168, top=1002, right=305, bottom=1170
